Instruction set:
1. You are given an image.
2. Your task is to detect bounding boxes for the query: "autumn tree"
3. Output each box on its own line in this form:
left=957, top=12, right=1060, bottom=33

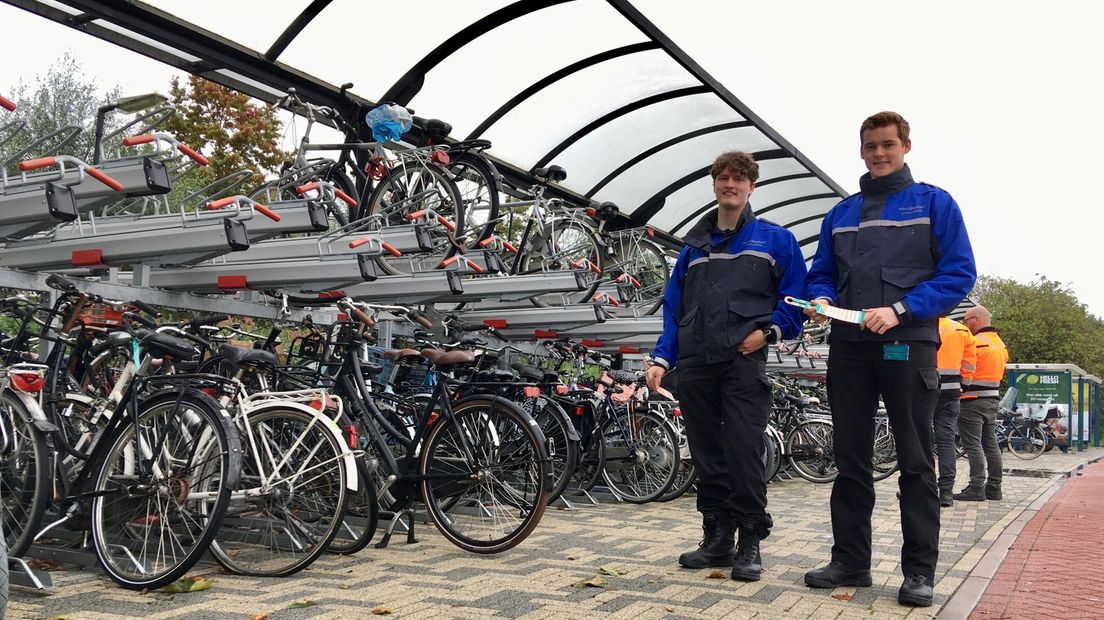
left=162, top=75, right=287, bottom=186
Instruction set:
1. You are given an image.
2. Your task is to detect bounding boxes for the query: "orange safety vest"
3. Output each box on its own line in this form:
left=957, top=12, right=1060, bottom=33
left=962, top=328, right=1008, bottom=400
left=937, top=317, right=975, bottom=394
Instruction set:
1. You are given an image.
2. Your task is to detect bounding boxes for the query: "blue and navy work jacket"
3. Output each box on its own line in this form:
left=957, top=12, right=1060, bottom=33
left=652, top=207, right=806, bottom=370
left=806, top=165, right=977, bottom=343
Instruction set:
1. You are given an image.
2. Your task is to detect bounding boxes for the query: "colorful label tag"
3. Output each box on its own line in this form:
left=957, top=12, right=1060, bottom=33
left=883, top=343, right=909, bottom=361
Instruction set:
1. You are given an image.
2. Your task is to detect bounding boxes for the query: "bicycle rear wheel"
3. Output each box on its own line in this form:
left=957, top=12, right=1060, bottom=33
left=601, top=409, right=680, bottom=503
left=763, top=426, right=783, bottom=482
left=0, top=392, right=51, bottom=558
left=520, top=218, right=604, bottom=307
left=566, top=423, right=605, bottom=495
left=872, top=417, right=899, bottom=481
left=1008, top=423, right=1046, bottom=460
left=531, top=397, right=579, bottom=504
left=210, top=407, right=350, bottom=576
left=421, top=396, right=549, bottom=553
left=327, top=456, right=379, bottom=555
left=606, top=237, right=670, bottom=316
left=786, top=419, right=837, bottom=483
left=90, top=391, right=239, bottom=590
left=448, top=151, right=500, bottom=243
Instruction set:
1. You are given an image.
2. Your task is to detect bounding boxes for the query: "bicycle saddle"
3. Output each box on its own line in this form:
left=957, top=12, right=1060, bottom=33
left=594, top=201, right=621, bottom=220
left=511, top=362, right=544, bottom=382
left=420, top=348, right=475, bottom=366
left=137, top=329, right=198, bottom=361
left=423, top=118, right=452, bottom=144
left=608, top=369, right=639, bottom=386
left=531, top=165, right=567, bottom=182
left=383, top=348, right=421, bottom=361
left=218, top=343, right=278, bottom=368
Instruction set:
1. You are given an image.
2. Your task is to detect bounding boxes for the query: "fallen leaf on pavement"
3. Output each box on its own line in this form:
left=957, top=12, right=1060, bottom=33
left=371, top=607, right=393, bottom=615
left=288, top=600, right=319, bottom=609
left=250, top=613, right=269, bottom=620
left=573, top=575, right=609, bottom=588
left=160, top=576, right=214, bottom=593
left=831, top=593, right=853, bottom=601
left=599, top=564, right=628, bottom=576
left=707, top=571, right=726, bottom=579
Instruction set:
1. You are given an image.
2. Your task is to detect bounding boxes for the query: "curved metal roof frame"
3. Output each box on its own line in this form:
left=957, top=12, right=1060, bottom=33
left=4, top=0, right=847, bottom=253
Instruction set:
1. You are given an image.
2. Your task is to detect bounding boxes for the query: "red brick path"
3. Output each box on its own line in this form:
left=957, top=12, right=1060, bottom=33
left=970, top=460, right=1104, bottom=619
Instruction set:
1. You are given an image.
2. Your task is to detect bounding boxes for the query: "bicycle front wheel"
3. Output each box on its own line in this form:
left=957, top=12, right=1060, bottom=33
left=786, top=419, right=837, bottom=483
left=366, top=163, right=463, bottom=276
left=607, top=237, right=670, bottom=315
left=520, top=218, right=604, bottom=307
left=210, top=407, right=350, bottom=576
left=0, top=392, right=51, bottom=558
left=90, top=391, right=240, bottom=590
left=421, top=396, right=549, bottom=553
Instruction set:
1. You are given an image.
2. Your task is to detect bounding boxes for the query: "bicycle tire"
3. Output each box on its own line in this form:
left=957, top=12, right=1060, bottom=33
left=421, top=396, right=549, bottom=553
left=872, top=417, right=899, bottom=481
left=531, top=397, right=579, bottom=504
left=763, top=426, right=783, bottom=482
left=210, top=407, right=350, bottom=576
left=566, top=421, right=605, bottom=495
left=520, top=218, right=604, bottom=308
left=607, top=237, right=670, bottom=316
left=1008, top=423, right=1046, bottom=460
left=366, top=163, right=463, bottom=276
left=0, top=517, right=7, bottom=620
left=786, top=419, right=837, bottom=483
left=90, top=390, right=240, bottom=590
left=448, top=151, right=500, bottom=243
left=326, top=455, right=379, bottom=555
left=600, top=409, right=680, bottom=503
left=0, top=391, right=51, bottom=558
left=656, top=458, right=697, bottom=502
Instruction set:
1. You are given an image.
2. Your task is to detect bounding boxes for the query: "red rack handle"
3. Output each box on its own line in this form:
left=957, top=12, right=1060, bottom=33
left=439, top=256, right=458, bottom=269
left=122, top=134, right=156, bottom=146
left=252, top=203, right=281, bottom=222
left=17, top=156, right=57, bottom=171
left=177, top=143, right=209, bottom=166
left=206, top=197, right=236, bottom=210
left=349, top=237, right=371, bottom=249
left=334, top=189, right=357, bottom=207
left=435, top=215, right=456, bottom=232
left=407, top=209, right=427, bottom=221
left=296, top=182, right=320, bottom=194
left=381, top=241, right=402, bottom=257
left=0, top=95, right=15, bottom=111
left=85, top=167, right=124, bottom=192
left=592, top=294, right=619, bottom=306
left=466, top=259, right=485, bottom=274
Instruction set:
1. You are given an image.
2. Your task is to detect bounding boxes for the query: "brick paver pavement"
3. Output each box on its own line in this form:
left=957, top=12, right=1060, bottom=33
left=969, top=460, right=1104, bottom=620
left=8, top=449, right=1098, bottom=620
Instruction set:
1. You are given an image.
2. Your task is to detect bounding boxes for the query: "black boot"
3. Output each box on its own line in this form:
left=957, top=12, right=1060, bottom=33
left=939, top=489, right=954, bottom=507
left=731, top=528, right=762, bottom=582
left=678, top=513, right=735, bottom=568
left=804, top=561, right=873, bottom=588
left=953, top=485, right=986, bottom=501
left=985, top=484, right=1002, bottom=501
left=898, top=573, right=934, bottom=606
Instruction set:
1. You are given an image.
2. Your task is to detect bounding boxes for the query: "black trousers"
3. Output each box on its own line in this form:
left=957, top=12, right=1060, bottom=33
left=677, top=354, right=773, bottom=535
left=827, top=341, right=940, bottom=579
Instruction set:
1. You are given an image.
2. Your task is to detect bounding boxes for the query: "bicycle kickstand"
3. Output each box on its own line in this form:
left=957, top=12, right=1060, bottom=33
left=375, top=508, right=419, bottom=548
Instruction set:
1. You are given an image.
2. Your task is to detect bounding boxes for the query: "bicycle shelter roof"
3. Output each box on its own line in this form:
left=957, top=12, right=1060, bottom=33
left=6, top=0, right=847, bottom=259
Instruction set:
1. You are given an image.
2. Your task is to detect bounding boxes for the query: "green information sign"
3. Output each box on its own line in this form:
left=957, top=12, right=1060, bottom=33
left=1012, top=371, right=1072, bottom=445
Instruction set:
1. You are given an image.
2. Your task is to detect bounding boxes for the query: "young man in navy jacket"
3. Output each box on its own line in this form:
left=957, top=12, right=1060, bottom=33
left=802, top=112, right=976, bottom=607
left=646, top=151, right=806, bottom=581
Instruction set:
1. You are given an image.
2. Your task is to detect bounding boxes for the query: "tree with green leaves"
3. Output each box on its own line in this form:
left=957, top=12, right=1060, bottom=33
left=0, top=52, right=121, bottom=170
left=970, top=274, right=1104, bottom=378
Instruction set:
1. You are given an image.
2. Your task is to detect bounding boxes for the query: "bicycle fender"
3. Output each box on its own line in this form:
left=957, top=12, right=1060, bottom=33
left=247, top=401, right=359, bottom=493
left=3, top=389, right=58, bottom=432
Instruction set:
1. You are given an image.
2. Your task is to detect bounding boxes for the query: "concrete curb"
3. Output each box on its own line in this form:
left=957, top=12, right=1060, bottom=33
left=936, top=454, right=1103, bottom=619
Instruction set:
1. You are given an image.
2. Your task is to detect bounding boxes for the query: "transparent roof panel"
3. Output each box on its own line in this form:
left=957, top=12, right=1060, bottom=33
left=751, top=177, right=835, bottom=211
left=483, top=48, right=698, bottom=168
left=756, top=158, right=810, bottom=182
left=647, top=178, right=715, bottom=233
left=409, top=1, right=645, bottom=138
left=281, top=0, right=509, bottom=100
left=554, top=94, right=742, bottom=193
left=592, top=127, right=774, bottom=208
left=143, top=0, right=309, bottom=54
left=92, top=18, right=202, bottom=63
left=763, top=197, right=841, bottom=227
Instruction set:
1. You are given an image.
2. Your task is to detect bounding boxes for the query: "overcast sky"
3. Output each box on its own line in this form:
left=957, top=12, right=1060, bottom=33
left=2, top=1, right=1101, bottom=317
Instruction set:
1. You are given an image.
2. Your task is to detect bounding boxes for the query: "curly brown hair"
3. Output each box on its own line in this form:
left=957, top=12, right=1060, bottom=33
left=860, top=111, right=910, bottom=143
left=710, top=151, right=759, bottom=183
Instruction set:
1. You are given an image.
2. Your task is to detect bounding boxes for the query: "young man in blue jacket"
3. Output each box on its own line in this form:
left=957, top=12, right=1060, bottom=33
left=802, top=112, right=976, bottom=607
left=646, top=151, right=806, bottom=582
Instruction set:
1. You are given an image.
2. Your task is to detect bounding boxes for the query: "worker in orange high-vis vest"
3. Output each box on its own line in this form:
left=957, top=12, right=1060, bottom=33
left=934, top=317, right=975, bottom=507
left=955, top=305, right=1009, bottom=501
